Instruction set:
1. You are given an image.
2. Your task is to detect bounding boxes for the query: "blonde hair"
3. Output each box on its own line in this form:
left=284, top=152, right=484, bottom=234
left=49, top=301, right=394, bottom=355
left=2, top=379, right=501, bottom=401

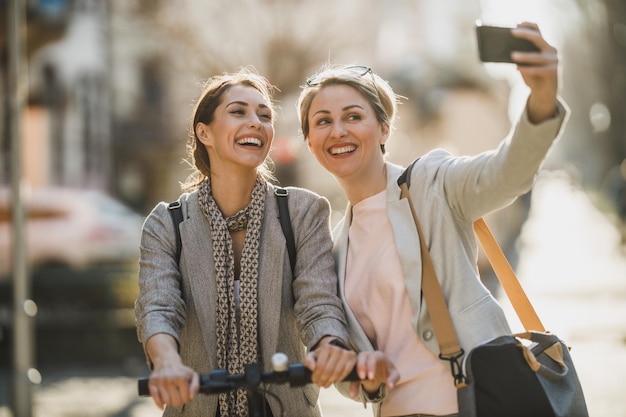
left=296, top=64, right=401, bottom=152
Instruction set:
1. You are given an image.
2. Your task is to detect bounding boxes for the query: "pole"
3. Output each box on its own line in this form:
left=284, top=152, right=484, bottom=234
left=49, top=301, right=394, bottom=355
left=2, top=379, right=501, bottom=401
left=8, top=0, right=36, bottom=416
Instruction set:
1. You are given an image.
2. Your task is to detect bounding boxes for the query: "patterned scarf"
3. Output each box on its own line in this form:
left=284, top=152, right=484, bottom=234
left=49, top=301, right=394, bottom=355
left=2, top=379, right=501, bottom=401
left=198, top=175, right=266, bottom=416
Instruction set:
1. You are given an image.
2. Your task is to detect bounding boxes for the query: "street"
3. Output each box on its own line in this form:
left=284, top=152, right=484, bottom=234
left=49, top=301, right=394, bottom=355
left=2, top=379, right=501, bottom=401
left=1, top=172, right=625, bottom=417
left=503, top=172, right=626, bottom=416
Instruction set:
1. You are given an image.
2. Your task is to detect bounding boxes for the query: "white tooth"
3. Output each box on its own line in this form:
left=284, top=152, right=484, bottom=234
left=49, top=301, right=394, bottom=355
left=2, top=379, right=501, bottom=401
left=237, top=137, right=262, bottom=146
left=331, top=145, right=355, bottom=155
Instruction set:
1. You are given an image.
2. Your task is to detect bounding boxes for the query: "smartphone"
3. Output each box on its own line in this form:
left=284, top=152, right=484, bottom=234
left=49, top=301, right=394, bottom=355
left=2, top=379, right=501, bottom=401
left=475, top=22, right=539, bottom=63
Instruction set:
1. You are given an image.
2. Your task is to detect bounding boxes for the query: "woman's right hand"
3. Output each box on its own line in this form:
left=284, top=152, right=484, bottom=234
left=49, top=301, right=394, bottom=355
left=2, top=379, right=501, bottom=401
left=148, top=359, right=199, bottom=410
left=350, top=351, right=400, bottom=399
left=511, top=22, right=559, bottom=123
left=146, top=334, right=200, bottom=409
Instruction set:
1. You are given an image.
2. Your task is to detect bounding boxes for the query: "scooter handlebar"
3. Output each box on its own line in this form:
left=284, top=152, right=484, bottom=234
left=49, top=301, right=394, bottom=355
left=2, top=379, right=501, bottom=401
left=138, top=362, right=360, bottom=397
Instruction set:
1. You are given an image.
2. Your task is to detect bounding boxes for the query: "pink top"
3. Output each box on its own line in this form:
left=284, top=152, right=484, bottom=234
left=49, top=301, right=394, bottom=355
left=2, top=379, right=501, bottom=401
left=345, top=190, right=457, bottom=416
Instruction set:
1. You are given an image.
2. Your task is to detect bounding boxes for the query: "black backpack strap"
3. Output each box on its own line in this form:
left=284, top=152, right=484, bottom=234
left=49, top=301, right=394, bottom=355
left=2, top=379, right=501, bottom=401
left=397, top=157, right=420, bottom=188
left=168, top=192, right=296, bottom=274
left=168, top=201, right=183, bottom=264
left=274, top=186, right=296, bottom=276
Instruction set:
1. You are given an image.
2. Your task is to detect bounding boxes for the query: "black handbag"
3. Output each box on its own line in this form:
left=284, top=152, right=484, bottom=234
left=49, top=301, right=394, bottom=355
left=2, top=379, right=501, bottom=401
left=398, top=167, right=589, bottom=417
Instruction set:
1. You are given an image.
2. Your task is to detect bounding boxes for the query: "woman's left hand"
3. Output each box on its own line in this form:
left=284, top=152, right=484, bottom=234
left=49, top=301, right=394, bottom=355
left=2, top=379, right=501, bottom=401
left=511, top=22, right=559, bottom=123
left=349, top=351, right=399, bottom=399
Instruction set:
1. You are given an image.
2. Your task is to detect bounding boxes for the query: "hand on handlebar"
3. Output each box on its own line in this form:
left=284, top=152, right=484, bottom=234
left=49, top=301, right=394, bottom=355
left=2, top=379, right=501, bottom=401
left=148, top=360, right=200, bottom=410
left=304, top=336, right=358, bottom=388
left=137, top=355, right=360, bottom=398
left=350, top=351, right=399, bottom=398
left=304, top=338, right=400, bottom=397
left=144, top=334, right=200, bottom=409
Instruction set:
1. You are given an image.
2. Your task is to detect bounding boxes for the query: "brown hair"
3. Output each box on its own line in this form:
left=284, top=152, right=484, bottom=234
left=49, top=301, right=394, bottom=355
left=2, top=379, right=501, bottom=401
left=182, top=67, right=277, bottom=190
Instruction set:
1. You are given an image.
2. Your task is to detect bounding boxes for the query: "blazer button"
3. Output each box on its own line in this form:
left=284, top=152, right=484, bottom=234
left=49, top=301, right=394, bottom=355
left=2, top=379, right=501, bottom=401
left=423, top=330, right=433, bottom=341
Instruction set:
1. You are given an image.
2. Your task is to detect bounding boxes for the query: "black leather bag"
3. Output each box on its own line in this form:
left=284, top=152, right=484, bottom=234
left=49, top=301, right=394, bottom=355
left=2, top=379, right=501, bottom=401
left=457, top=332, right=588, bottom=417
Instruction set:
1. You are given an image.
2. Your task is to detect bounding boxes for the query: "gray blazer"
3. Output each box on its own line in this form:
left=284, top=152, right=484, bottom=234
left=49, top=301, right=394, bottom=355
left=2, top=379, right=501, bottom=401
left=135, top=183, right=350, bottom=417
left=333, top=101, right=568, bottom=416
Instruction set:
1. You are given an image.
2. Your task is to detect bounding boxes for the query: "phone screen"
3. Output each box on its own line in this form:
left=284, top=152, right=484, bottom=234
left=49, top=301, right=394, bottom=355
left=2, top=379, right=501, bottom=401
left=475, top=24, right=539, bottom=63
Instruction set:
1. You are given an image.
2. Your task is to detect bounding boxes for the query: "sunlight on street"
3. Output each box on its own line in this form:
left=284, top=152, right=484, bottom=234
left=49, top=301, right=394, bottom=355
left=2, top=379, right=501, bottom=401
left=504, top=171, right=626, bottom=417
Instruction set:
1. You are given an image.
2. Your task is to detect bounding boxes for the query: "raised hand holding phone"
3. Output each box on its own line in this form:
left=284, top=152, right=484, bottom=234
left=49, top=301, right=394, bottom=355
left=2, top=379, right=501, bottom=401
left=475, top=20, right=540, bottom=63
left=476, top=21, right=559, bottom=123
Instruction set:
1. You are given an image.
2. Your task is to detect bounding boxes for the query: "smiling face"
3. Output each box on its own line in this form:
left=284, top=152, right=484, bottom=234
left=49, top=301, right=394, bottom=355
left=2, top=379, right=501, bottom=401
left=195, top=84, right=274, bottom=176
left=306, top=84, right=389, bottom=183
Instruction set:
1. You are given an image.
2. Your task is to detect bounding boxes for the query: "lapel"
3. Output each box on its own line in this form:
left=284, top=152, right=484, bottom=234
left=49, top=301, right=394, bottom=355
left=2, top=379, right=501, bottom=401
left=179, top=195, right=219, bottom=367
left=256, top=186, right=285, bottom=361
left=333, top=205, right=350, bottom=300
left=385, top=162, right=424, bottom=329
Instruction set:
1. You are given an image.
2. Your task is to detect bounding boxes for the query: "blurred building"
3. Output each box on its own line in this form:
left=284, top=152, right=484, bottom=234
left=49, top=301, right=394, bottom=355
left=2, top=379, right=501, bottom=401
left=0, top=0, right=178, bottom=214
left=1, top=0, right=624, bottom=231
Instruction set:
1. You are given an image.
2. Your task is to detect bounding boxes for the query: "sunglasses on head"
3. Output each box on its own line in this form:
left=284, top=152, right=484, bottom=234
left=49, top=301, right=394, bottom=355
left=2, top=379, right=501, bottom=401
left=305, top=65, right=374, bottom=87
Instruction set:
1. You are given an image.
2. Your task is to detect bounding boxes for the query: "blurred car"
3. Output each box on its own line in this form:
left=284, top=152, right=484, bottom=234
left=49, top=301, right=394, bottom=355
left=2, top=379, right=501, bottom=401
left=0, top=186, right=144, bottom=279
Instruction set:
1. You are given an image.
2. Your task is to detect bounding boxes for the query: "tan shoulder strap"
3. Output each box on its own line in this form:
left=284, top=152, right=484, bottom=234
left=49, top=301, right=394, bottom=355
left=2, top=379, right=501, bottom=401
left=473, top=218, right=545, bottom=332
left=399, top=185, right=546, bottom=355
left=400, top=183, right=462, bottom=357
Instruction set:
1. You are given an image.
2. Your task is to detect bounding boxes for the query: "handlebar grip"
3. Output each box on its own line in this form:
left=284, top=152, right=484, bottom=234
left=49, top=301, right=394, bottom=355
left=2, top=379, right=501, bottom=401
left=344, top=366, right=360, bottom=382
left=138, top=378, right=150, bottom=396
left=284, top=363, right=360, bottom=385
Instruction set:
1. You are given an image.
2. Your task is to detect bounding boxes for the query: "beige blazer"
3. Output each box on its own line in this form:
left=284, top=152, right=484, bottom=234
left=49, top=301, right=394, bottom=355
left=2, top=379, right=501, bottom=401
left=135, top=183, right=350, bottom=416
left=333, top=100, right=568, bottom=416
